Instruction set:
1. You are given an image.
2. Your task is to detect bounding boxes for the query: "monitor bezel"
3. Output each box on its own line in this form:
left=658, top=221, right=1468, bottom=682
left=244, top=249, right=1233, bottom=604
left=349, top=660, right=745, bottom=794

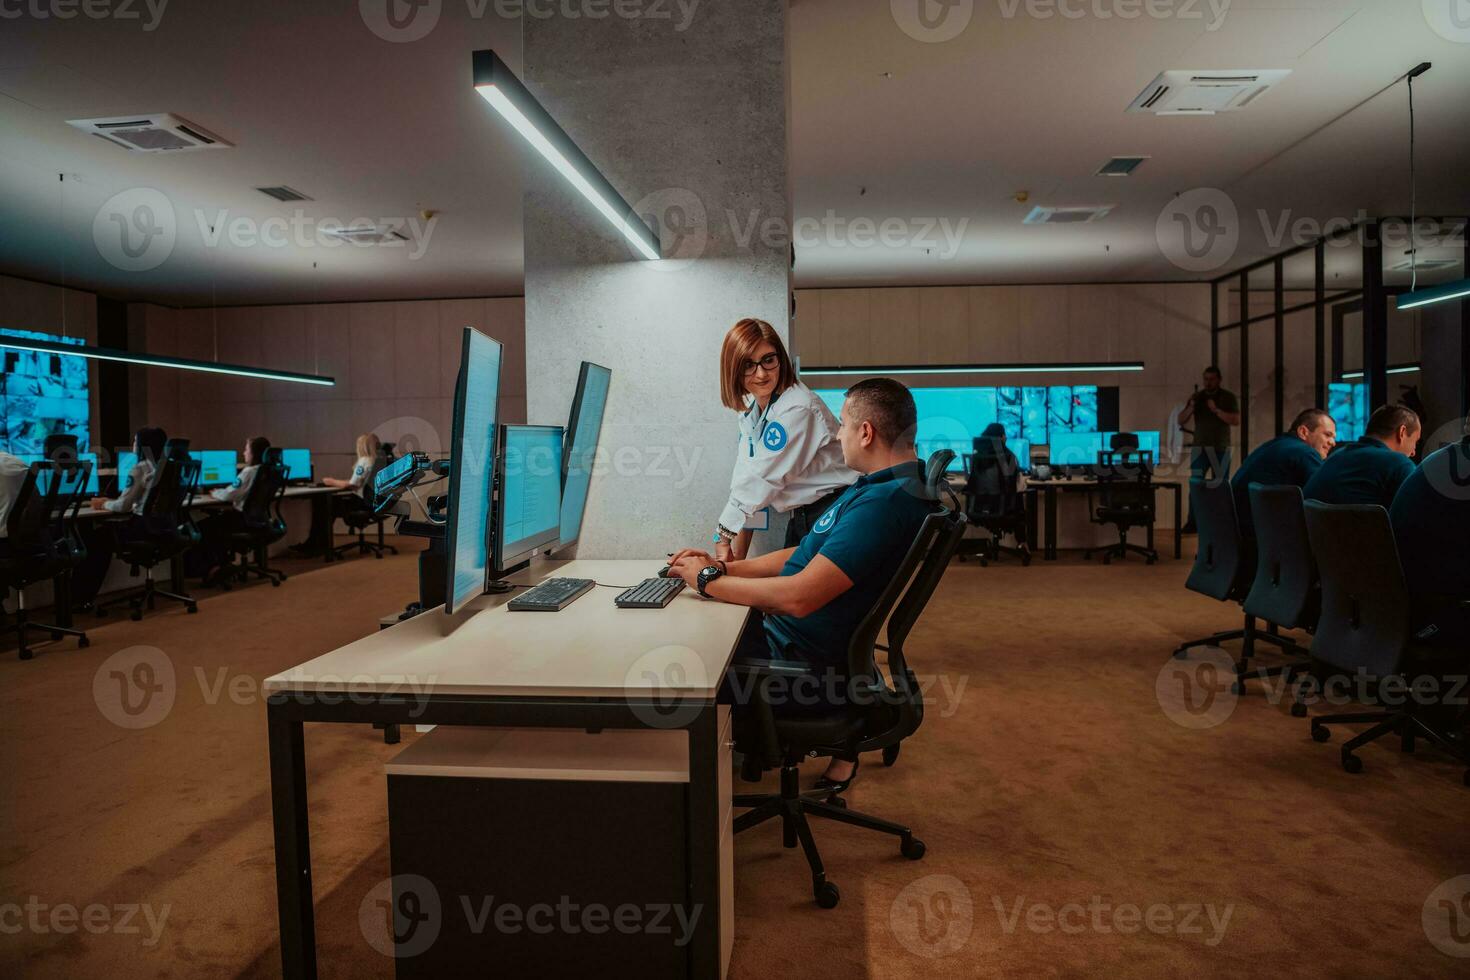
left=443, top=326, right=503, bottom=615
left=554, top=360, right=612, bottom=553
left=493, top=423, right=566, bottom=574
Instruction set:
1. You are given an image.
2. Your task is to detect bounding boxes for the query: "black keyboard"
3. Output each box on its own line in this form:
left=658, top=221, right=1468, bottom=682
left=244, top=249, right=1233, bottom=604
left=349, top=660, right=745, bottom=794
left=615, top=577, right=686, bottom=609
left=508, top=577, right=596, bottom=612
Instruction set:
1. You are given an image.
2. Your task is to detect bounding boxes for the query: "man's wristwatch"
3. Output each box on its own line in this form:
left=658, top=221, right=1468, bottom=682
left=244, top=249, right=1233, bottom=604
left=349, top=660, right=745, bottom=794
left=696, top=564, right=726, bottom=598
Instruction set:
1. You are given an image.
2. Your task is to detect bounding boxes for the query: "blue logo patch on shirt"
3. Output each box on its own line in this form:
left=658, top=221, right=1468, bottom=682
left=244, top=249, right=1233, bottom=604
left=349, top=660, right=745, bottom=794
left=762, top=422, right=788, bottom=452
left=813, top=506, right=838, bottom=533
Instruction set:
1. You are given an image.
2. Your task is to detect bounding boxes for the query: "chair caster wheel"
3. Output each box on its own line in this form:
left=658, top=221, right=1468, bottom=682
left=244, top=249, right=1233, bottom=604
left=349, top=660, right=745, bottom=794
left=19, top=649, right=34, bottom=661
left=1311, top=724, right=1330, bottom=743
left=51, top=631, right=63, bottom=641
left=882, top=744, right=900, bottom=767
left=186, top=604, right=198, bottom=614
left=375, top=553, right=383, bottom=559
left=813, top=879, right=840, bottom=909
left=1146, top=557, right=1157, bottom=565
left=1291, top=702, right=1307, bottom=718
left=270, top=579, right=280, bottom=587
left=78, top=636, right=90, bottom=648
left=279, top=573, right=288, bottom=581
left=130, top=611, right=142, bottom=622
left=1230, top=680, right=1245, bottom=696
left=1341, top=752, right=1363, bottom=774
left=901, top=836, right=926, bottom=861
left=825, top=794, right=848, bottom=809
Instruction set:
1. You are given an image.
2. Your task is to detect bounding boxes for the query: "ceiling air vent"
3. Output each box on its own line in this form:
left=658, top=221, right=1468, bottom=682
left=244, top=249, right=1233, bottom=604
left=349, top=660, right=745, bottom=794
left=66, top=113, right=232, bottom=152
left=1387, top=257, right=1459, bottom=273
left=319, top=224, right=410, bottom=245
left=1097, top=156, right=1149, bottom=177
left=1126, top=70, right=1291, bottom=115
left=1023, top=205, right=1114, bottom=225
left=257, top=186, right=312, bottom=202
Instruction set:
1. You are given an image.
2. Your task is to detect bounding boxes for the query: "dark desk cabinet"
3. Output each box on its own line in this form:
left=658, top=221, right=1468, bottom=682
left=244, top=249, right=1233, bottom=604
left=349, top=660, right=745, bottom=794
left=382, top=723, right=732, bottom=978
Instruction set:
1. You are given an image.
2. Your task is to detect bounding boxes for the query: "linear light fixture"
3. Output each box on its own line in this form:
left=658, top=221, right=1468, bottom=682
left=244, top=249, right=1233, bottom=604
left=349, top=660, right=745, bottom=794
left=472, top=49, right=660, bottom=261
left=800, top=361, right=1146, bottom=377
left=1339, top=363, right=1420, bottom=380
left=0, top=337, right=335, bottom=386
left=1396, top=278, right=1470, bottom=311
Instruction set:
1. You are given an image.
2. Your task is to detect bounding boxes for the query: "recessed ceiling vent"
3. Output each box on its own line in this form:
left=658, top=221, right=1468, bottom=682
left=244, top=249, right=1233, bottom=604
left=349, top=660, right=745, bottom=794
left=1126, top=70, right=1291, bottom=115
left=1388, top=257, right=1459, bottom=273
left=319, top=224, right=410, bottom=245
left=1023, top=205, right=1114, bottom=225
left=1096, top=156, right=1148, bottom=177
left=66, top=113, right=232, bottom=152
left=257, top=185, right=312, bottom=202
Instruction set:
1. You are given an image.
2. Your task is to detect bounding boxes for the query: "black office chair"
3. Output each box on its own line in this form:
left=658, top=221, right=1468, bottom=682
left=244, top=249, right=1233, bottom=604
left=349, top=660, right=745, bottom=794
left=959, top=442, right=1030, bottom=566
left=218, top=450, right=290, bottom=588
left=1243, top=485, right=1316, bottom=712
left=1084, top=448, right=1157, bottom=564
left=333, top=454, right=397, bottom=561
left=1, top=460, right=93, bottom=660
left=1303, top=502, right=1469, bottom=786
left=95, top=458, right=201, bottom=621
left=1171, top=479, right=1298, bottom=693
left=730, top=507, right=968, bottom=908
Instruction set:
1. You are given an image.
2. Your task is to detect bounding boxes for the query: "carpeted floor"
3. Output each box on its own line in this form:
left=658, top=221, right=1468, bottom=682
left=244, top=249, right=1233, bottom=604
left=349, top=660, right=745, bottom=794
left=2, top=541, right=1466, bottom=978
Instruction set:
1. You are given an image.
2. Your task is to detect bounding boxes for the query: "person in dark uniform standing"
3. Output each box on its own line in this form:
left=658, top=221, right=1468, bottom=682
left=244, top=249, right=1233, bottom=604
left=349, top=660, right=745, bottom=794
left=1179, top=365, right=1241, bottom=531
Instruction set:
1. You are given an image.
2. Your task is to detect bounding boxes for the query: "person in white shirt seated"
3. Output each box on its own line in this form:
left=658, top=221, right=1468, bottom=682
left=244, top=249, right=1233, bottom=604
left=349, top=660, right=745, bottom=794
left=322, top=433, right=380, bottom=493
left=0, top=451, right=29, bottom=548
left=72, top=427, right=167, bottom=606
left=197, top=436, right=271, bottom=583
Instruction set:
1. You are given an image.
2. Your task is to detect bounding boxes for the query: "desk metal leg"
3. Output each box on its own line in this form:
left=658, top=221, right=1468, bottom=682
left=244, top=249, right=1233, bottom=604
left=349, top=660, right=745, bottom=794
left=54, top=570, right=74, bottom=628
left=685, top=706, right=721, bottom=979
left=1044, top=487, right=1058, bottom=560
left=1025, top=489, right=1039, bottom=552
left=1174, top=486, right=1182, bottom=559
left=268, top=702, right=317, bottom=980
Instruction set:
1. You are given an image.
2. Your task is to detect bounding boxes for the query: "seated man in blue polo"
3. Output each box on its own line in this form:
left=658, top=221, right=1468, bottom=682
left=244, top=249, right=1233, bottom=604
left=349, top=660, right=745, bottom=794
left=1230, top=407, right=1336, bottom=536
left=1303, top=404, right=1419, bottom=508
left=667, top=377, right=935, bottom=790
left=1390, top=417, right=1470, bottom=648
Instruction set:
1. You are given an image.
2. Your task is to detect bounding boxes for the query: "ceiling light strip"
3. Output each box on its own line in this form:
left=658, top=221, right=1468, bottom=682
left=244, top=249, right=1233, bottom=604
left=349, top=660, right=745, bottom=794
left=0, top=337, right=335, bottom=386
left=472, top=50, right=659, bottom=261
left=1395, top=278, right=1470, bottom=311
left=800, top=361, right=1146, bottom=377
left=1339, top=363, right=1420, bottom=380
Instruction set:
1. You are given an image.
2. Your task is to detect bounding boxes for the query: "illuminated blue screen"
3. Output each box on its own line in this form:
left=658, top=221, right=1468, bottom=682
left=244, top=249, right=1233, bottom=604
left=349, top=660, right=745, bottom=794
left=498, top=425, right=563, bottom=568
left=1049, top=432, right=1103, bottom=467
left=559, top=363, right=611, bottom=548
left=280, top=448, right=312, bottom=481
left=1, top=329, right=90, bottom=455
left=19, top=452, right=99, bottom=494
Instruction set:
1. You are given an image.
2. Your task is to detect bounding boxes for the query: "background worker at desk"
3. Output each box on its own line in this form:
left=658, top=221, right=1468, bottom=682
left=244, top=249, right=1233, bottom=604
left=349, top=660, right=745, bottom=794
left=1304, top=404, right=1419, bottom=508
left=195, top=435, right=270, bottom=582
left=1230, top=408, right=1336, bottom=537
left=72, top=426, right=167, bottom=607
left=709, top=318, right=856, bottom=560
left=669, top=378, right=934, bottom=790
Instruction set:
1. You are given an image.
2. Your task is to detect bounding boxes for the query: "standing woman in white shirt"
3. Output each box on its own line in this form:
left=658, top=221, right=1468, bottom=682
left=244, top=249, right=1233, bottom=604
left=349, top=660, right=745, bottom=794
left=707, top=318, right=856, bottom=561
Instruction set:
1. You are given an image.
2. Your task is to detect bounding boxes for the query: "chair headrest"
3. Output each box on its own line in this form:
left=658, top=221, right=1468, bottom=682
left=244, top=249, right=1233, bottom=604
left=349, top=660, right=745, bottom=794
left=1110, top=432, right=1140, bottom=451
left=262, top=447, right=284, bottom=464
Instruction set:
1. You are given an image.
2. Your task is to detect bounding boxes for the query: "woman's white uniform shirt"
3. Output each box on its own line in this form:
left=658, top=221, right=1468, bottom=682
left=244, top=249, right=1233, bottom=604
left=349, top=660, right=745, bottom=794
left=211, top=464, right=260, bottom=511
left=718, top=382, right=857, bottom=534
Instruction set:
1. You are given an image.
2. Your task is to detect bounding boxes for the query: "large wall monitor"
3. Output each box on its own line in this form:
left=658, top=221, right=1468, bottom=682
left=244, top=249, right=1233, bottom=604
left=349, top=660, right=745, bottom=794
left=444, top=326, right=503, bottom=615
left=1, top=328, right=90, bottom=455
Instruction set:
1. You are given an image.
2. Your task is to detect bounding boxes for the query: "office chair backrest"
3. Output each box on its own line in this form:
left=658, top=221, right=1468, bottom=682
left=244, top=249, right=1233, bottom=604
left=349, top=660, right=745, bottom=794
left=5, top=466, right=46, bottom=549
left=240, top=453, right=288, bottom=528
left=848, top=508, right=967, bottom=750
left=924, top=450, right=956, bottom=501
left=1109, top=432, right=1140, bottom=452
left=1244, top=485, right=1318, bottom=631
left=163, top=438, right=191, bottom=461
left=1303, top=501, right=1410, bottom=677
left=1185, top=478, right=1244, bottom=601
left=966, top=450, right=1023, bottom=518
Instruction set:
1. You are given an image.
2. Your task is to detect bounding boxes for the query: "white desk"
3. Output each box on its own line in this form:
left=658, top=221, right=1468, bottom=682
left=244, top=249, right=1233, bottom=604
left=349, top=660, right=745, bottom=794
left=263, top=558, right=749, bottom=979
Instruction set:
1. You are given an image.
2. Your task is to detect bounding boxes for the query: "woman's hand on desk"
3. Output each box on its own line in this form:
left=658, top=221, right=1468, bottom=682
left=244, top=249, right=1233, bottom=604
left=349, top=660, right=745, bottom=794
left=669, top=547, right=714, bottom=568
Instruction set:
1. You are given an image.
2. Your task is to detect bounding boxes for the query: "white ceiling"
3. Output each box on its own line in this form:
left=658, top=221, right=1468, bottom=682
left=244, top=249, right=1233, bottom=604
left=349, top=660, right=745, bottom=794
left=0, top=0, right=1467, bottom=306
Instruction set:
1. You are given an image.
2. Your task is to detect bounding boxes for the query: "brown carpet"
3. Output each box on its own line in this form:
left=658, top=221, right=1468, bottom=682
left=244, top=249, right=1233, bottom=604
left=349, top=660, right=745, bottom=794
left=2, top=542, right=1466, bottom=978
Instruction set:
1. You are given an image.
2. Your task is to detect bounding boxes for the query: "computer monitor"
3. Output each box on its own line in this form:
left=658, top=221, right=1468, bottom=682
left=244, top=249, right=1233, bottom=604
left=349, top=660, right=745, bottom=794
left=444, top=326, right=504, bottom=615
left=494, top=425, right=564, bottom=573
left=280, top=447, right=312, bottom=482
left=115, top=450, right=139, bottom=490
left=557, top=361, right=611, bottom=551
left=20, top=452, right=99, bottom=494
left=1048, top=432, right=1102, bottom=468
left=195, top=450, right=238, bottom=487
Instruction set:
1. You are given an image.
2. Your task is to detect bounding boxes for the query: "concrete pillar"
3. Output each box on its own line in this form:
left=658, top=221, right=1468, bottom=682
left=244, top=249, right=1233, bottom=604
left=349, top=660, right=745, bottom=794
left=522, top=1, right=791, bottom=557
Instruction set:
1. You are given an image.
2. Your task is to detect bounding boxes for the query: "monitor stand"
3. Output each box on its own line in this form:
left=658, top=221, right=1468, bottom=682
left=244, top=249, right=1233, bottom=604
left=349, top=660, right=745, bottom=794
left=486, top=559, right=530, bottom=594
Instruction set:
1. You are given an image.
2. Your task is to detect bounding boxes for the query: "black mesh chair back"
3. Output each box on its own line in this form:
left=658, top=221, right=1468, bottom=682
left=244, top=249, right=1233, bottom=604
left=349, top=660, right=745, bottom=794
left=965, top=446, right=1024, bottom=519
left=923, top=449, right=957, bottom=504
left=163, top=438, right=191, bottom=461
left=1244, top=484, right=1318, bottom=630
left=1303, top=502, right=1411, bottom=677
left=1109, top=432, right=1140, bottom=452
left=3, top=466, right=47, bottom=552
left=1185, top=477, right=1246, bottom=601
left=240, top=453, right=288, bottom=534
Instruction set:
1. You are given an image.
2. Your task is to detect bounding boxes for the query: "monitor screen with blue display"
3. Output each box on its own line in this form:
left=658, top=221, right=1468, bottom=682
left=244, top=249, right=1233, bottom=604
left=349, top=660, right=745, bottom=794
left=1050, top=385, right=1098, bottom=434
left=1, top=329, right=90, bottom=455
left=558, top=362, right=611, bottom=550
left=495, top=424, right=564, bottom=571
left=444, top=326, right=503, bottom=615
left=195, top=451, right=239, bottom=487
left=280, top=448, right=312, bottom=481
left=19, top=453, right=99, bottom=494
left=1328, top=382, right=1368, bottom=443
left=815, top=386, right=1004, bottom=472
left=1049, top=432, right=1103, bottom=467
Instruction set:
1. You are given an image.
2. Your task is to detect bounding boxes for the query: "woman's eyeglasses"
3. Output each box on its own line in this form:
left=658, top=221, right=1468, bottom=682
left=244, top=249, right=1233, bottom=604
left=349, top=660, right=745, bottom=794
left=742, top=352, right=781, bottom=376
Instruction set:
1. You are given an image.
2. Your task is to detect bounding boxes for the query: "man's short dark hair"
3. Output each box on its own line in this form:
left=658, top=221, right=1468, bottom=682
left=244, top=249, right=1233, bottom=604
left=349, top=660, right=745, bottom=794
left=844, top=378, right=916, bottom=447
left=1203, top=365, right=1222, bottom=377
left=1289, top=408, right=1331, bottom=434
left=1365, top=404, right=1421, bottom=439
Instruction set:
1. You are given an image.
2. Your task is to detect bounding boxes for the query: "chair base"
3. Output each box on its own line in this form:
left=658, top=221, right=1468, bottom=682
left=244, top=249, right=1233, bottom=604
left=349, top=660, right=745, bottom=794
left=95, top=566, right=198, bottom=621
left=4, top=602, right=89, bottom=661
left=1171, top=613, right=1311, bottom=697
left=332, top=523, right=398, bottom=561
left=957, top=535, right=1030, bottom=567
left=211, top=545, right=287, bottom=590
left=1310, top=705, right=1469, bottom=785
left=732, top=763, right=924, bottom=908
left=1085, top=526, right=1157, bottom=565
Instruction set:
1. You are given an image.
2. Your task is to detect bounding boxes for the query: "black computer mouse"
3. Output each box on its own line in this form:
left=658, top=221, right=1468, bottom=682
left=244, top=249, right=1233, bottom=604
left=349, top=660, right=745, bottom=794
left=657, top=565, right=672, bottom=578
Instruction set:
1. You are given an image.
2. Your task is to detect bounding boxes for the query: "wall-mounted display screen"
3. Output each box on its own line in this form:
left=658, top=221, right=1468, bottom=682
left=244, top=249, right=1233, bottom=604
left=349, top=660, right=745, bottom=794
left=1327, top=382, right=1368, bottom=443
left=1, top=329, right=90, bottom=455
